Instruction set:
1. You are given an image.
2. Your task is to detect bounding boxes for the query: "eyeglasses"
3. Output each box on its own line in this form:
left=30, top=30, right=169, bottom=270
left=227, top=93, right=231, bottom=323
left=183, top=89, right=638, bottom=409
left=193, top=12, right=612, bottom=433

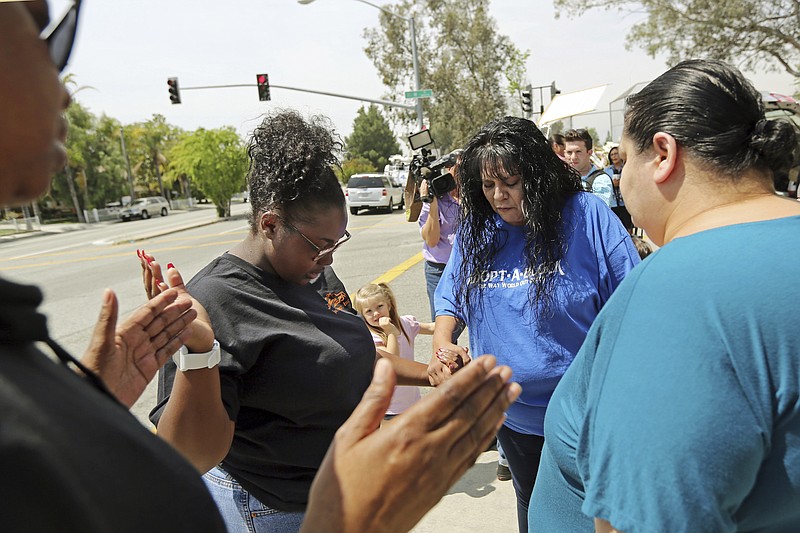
left=41, top=0, right=82, bottom=73
left=279, top=216, right=351, bottom=262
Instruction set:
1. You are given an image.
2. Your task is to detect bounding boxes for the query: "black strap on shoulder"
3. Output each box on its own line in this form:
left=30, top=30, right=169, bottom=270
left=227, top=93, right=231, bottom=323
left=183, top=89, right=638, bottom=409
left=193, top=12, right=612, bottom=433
left=584, top=168, right=607, bottom=192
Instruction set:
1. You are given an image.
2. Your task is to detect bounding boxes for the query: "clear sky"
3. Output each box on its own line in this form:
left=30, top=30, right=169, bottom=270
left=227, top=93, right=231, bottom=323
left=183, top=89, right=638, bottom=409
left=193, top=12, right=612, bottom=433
left=57, top=0, right=797, bottom=144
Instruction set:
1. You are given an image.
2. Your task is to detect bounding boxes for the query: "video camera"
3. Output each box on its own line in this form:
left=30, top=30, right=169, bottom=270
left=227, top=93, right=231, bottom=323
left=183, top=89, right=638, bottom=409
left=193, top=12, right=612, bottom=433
left=407, top=130, right=459, bottom=203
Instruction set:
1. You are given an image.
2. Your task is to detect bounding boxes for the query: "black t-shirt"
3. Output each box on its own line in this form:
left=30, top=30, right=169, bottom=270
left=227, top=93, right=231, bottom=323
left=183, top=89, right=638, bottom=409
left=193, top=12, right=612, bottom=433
left=151, top=255, right=375, bottom=511
left=0, top=278, right=225, bottom=532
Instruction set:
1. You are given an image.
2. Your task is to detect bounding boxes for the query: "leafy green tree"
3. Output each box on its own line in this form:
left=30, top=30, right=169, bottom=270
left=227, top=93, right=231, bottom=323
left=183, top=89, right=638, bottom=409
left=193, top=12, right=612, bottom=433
left=557, top=0, right=800, bottom=87
left=364, top=0, right=529, bottom=150
left=48, top=102, right=129, bottom=221
left=550, top=121, right=565, bottom=135
left=345, top=105, right=401, bottom=170
left=168, top=127, right=248, bottom=217
left=126, top=114, right=182, bottom=199
left=336, top=157, right=378, bottom=185
left=588, top=127, right=601, bottom=149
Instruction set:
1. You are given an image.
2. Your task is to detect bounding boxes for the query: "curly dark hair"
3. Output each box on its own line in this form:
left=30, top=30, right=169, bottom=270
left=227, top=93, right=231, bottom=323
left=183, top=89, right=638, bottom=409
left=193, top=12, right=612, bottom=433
left=247, top=109, right=344, bottom=230
left=455, top=116, right=583, bottom=317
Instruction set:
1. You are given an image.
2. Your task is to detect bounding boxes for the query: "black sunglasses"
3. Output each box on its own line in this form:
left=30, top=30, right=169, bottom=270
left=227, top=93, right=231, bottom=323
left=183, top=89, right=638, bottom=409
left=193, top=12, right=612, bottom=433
left=41, top=0, right=82, bottom=73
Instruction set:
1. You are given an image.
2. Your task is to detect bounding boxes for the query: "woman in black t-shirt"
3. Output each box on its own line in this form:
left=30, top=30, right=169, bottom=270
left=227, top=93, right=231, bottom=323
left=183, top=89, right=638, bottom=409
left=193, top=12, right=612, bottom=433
left=142, top=110, right=434, bottom=532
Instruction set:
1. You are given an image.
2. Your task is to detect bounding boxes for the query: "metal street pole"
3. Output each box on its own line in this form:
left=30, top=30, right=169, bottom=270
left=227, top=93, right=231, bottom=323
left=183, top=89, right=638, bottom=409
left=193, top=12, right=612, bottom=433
left=119, top=127, right=136, bottom=200
left=409, top=15, right=423, bottom=130
left=299, top=0, right=425, bottom=129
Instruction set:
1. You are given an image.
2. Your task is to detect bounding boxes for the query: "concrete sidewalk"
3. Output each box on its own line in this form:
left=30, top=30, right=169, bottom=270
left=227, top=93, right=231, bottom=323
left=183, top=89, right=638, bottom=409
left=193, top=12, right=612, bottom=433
left=412, top=449, right=517, bottom=532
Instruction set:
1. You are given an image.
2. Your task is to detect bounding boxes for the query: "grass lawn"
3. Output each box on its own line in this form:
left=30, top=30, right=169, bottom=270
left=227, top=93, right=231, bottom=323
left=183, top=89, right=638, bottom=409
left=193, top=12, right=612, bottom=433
left=0, top=228, right=29, bottom=237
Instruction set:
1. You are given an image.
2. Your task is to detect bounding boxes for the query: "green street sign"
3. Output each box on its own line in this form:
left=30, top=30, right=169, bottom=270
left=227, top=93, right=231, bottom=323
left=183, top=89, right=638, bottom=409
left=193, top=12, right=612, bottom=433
left=405, top=89, right=433, bottom=99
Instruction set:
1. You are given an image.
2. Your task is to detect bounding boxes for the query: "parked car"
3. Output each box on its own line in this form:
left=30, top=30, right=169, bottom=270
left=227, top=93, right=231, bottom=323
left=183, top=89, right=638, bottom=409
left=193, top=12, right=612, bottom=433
left=345, top=173, right=404, bottom=215
left=119, top=196, right=170, bottom=221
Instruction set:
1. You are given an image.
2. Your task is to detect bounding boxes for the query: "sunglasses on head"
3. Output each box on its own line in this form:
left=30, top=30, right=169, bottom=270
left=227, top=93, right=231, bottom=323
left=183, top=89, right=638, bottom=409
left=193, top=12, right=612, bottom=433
left=40, top=0, right=82, bottom=73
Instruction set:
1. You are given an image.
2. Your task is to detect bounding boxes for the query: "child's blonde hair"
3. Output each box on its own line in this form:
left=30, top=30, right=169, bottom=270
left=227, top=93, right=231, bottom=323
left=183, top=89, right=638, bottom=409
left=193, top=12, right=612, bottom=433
left=353, top=283, right=409, bottom=344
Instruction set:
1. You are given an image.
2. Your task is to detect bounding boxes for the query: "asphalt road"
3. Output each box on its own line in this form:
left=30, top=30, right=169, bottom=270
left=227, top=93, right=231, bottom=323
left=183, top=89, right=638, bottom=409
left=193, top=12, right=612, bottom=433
left=0, top=202, right=517, bottom=532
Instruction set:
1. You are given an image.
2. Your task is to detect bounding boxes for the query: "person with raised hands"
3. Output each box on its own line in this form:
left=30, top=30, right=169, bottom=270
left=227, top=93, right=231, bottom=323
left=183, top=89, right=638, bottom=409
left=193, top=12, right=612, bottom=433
left=137, top=109, right=466, bottom=532
left=0, top=2, right=224, bottom=530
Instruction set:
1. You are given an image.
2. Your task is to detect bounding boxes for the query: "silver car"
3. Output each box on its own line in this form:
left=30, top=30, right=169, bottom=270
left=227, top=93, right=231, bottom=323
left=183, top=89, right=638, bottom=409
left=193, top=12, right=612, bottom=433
left=120, top=196, right=170, bottom=221
left=345, top=174, right=404, bottom=215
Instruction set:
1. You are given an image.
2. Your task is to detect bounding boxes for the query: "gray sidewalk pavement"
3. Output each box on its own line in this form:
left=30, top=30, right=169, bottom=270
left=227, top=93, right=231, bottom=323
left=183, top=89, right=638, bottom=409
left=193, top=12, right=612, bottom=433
left=412, top=449, right=517, bottom=532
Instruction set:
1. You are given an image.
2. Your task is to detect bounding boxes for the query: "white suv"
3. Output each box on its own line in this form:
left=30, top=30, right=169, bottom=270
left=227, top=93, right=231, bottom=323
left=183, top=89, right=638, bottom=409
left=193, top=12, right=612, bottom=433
left=120, top=196, right=170, bottom=221
left=345, top=174, right=404, bottom=215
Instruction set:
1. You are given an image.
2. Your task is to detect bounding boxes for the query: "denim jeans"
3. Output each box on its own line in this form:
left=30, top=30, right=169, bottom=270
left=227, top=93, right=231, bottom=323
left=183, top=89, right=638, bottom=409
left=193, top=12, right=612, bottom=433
left=424, top=260, right=464, bottom=343
left=203, top=465, right=305, bottom=533
left=424, top=260, right=447, bottom=322
left=496, top=426, right=545, bottom=533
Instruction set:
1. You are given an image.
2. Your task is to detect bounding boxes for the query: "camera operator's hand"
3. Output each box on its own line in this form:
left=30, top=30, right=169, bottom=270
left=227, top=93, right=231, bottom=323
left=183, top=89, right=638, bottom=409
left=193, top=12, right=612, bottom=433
left=419, top=180, right=430, bottom=199
left=420, top=181, right=441, bottom=248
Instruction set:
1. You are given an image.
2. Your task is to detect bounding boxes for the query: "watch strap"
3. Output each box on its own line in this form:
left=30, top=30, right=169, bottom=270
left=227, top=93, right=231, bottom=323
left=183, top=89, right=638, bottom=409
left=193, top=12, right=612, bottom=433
left=173, top=340, right=221, bottom=372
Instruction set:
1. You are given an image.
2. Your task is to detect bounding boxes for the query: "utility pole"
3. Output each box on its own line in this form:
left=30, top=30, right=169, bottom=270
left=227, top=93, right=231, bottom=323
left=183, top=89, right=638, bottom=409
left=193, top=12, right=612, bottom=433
left=119, top=127, right=136, bottom=200
left=63, top=165, right=85, bottom=223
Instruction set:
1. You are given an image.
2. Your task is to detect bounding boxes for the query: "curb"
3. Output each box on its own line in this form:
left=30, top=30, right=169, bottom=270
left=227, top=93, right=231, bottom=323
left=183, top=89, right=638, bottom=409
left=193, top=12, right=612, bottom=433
left=110, top=213, right=249, bottom=246
left=1, top=211, right=249, bottom=246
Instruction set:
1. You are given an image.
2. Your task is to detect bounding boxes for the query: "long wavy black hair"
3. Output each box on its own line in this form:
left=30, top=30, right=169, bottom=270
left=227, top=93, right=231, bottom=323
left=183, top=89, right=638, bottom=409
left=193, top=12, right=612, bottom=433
left=246, top=109, right=344, bottom=229
left=455, top=116, right=583, bottom=317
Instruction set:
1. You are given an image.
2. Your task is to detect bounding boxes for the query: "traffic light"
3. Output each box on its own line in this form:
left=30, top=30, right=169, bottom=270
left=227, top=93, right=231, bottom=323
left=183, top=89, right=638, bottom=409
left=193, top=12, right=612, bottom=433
left=521, top=86, right=532, bottom=114
left=257, top=73, right=271, bottom=102
left=167, top=77, right=181, bottom=105
left=550, top=81, right=561, bottom=99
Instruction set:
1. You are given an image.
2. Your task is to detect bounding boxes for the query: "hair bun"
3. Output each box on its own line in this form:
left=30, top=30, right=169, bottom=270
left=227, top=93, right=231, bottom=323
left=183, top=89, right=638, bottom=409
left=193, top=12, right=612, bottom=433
left=748, top=118, right=797, bottom=175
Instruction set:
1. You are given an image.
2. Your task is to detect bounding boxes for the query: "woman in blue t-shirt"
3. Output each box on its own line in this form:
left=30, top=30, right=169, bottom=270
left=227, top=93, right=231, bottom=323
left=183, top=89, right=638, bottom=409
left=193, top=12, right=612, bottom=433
left=429, top=116, right=639, bottom=532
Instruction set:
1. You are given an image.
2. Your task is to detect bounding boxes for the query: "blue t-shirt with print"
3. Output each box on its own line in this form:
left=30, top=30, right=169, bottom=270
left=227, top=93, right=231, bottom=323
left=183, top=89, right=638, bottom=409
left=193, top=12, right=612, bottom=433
left=529, top=216, right=800, bottom=532
left=435, top=192, right=639, bottom=435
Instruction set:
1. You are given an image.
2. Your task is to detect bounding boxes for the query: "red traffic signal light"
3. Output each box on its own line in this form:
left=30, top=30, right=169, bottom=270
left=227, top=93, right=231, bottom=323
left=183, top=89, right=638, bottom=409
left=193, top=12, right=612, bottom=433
left=256, top=73, right=271, bottom=102
left=167, top=77, right=181, bottom=105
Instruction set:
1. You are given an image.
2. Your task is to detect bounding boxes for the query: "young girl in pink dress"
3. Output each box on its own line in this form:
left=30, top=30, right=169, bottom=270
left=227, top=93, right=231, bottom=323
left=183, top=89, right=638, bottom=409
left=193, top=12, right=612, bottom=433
left=354, top=283, right=434, bottom=418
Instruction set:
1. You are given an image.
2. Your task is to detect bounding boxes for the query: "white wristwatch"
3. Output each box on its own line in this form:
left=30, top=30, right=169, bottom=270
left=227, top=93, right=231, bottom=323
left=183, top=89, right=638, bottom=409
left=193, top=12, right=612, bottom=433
left=172, top=340, right=221, bottom=372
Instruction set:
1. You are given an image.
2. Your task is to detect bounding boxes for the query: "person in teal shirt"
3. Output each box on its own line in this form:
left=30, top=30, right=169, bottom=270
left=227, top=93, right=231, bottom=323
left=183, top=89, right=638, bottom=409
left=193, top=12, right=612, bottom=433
left=529, top=59, right=800, bottom=532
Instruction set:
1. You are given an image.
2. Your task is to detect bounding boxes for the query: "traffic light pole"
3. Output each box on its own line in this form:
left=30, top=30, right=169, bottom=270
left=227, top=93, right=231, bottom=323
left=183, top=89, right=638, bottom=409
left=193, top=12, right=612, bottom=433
left=530, top=84, right=549, bottom=115
left=528, top=82, right=560, bottom=120
left=176, top=83, right=416, bottom=110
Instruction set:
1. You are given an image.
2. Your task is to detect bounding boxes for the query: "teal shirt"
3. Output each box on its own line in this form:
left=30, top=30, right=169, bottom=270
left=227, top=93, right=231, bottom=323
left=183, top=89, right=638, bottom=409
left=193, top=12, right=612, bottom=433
left=530, top=216, right=800, bottom=532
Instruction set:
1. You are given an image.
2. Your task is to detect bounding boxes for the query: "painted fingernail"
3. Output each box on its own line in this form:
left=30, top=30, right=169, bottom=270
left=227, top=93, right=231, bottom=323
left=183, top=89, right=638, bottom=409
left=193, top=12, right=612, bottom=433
left=136, top=249, right=141, bottom=258
left=167, top=263, right=175, bottom=269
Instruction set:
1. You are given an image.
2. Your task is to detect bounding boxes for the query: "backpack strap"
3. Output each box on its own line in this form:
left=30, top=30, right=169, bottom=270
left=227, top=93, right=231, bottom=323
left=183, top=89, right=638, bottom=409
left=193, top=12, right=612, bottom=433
left=584, top=168, right=607, bottom=192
